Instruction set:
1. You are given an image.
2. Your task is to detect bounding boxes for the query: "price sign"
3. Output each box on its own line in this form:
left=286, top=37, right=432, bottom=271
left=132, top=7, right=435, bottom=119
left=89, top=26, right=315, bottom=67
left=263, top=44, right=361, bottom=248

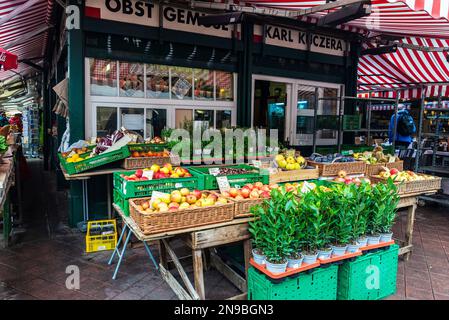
left=216, top=176, right=231, bottom=193
left=142, top=170, right=153, bottom=180
left=252, top=160, right=262, bottom=168
left=209, top=168, right=220, bottom=176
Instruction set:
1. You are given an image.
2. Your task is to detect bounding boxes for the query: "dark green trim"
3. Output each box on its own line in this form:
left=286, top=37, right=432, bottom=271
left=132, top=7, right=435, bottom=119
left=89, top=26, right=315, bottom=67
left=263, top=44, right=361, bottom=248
left=83, top=17, right=243, bottom=52
left=252, top=66, right=344, bottom=84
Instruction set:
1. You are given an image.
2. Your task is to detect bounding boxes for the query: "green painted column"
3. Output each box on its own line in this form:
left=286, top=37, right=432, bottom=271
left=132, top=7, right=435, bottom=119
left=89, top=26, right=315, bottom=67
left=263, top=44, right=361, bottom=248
left=67, top=0, right=85, bottom=227
left=237, top=22, right=254, bottom=128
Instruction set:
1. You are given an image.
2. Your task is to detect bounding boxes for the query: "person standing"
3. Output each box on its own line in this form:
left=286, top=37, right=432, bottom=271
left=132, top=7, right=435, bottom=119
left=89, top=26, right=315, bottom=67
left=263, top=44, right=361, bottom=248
left=388, top=108, right=416, bottom=147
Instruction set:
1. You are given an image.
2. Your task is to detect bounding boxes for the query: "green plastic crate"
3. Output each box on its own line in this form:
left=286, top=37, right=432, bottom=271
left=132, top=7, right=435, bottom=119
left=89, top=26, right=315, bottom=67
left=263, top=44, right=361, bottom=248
left=127, top=142, right=169, bottom=153
left=248, top=265, right=338, bottom=300
left=337, top=244, right=399, bottom=300
left=113, top=171, right=198, bottom=198
left=59, top=146, right=130, bottom=175
left=113, top=188, right=130, bottom=216
left=187, top=164, right=269, bottom=190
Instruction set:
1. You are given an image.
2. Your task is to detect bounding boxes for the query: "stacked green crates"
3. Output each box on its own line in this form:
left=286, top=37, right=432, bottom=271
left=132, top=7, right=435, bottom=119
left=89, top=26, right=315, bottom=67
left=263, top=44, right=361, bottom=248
left=248, top=265, right=338, bottom=300
left=337, top=244, right=399, bottom=300
left=113, top=170, right=198, bottom=216
left=188, top=164, right=269, bottom=190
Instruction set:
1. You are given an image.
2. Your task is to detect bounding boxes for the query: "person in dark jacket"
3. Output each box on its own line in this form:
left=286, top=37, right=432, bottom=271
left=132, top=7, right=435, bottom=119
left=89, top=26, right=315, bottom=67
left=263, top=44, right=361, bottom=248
left=388, top=108, right=416, bottom=147
left=0, top=112, right=9, bottom=127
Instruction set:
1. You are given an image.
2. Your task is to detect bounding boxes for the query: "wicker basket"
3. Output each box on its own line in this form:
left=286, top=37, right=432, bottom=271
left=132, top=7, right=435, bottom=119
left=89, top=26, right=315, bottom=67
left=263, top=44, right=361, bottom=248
left=268, top=167, right=319, bottom=184
left=365, top=161, right=404, bottom=177
left=307, top=160, right=366, bottom=177
left=213, top=191, right=266, bottom=218
left=370, top=175, right=442, bottom=195
left=121, top=156, right=171, bottom=169
left=129, top=193, right=234, bottom=235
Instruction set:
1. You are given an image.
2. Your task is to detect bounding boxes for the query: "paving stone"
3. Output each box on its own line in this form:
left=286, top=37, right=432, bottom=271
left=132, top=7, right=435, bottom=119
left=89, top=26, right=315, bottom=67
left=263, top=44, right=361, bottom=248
left=405, top=286, right=435, bottom=300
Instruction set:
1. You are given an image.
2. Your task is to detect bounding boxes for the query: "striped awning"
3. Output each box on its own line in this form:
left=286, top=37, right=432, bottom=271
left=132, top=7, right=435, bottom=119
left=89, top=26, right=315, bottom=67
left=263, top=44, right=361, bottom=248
left=243, top=0, right=449, bottom=38
left=358, top=37, right=449, bottom=99
left=0, top=0, right=54, bottom=81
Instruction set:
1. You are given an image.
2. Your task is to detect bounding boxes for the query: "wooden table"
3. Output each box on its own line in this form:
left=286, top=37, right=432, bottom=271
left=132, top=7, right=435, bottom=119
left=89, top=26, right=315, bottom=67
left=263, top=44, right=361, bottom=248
left=111, top=204, right=253, bottom=300
left=396, top=191, right=436, bottom=261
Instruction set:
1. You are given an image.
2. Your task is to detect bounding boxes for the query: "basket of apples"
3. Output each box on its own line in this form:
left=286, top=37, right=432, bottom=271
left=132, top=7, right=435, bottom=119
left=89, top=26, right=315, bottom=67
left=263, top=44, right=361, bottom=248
left=371, top=168, right=442, bottom=195
left=217, top=182, right=277, bottom=218
left=113, top=163, right=197, bottom=198
left=332, top=170, right=371, bottom=186
left=129, top=188, right=234, bottom=235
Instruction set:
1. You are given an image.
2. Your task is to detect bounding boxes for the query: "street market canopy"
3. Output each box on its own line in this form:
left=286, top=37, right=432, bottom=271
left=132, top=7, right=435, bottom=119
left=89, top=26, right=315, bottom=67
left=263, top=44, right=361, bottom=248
left=239, top=0, right=449, bottom=98
left=0, top=0, right=54, bottom=82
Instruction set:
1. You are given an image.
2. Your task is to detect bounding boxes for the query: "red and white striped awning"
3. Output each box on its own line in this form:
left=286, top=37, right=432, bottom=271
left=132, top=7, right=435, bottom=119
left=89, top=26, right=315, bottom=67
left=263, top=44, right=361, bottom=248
left=0, top=0, right=54, bottom=81
left=358, top=37, right=449, bottom=99
left=244, top=0, right=449, bottom=38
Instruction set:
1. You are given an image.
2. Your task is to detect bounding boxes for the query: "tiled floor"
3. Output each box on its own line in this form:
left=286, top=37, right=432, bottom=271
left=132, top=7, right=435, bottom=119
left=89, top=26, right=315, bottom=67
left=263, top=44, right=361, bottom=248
left=1, top=159, right=449, bottom=300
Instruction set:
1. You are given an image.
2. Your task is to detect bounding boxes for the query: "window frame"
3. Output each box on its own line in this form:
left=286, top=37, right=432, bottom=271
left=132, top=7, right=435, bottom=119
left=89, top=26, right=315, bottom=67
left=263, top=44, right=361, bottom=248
left=85, top=58, right=237, bottom=138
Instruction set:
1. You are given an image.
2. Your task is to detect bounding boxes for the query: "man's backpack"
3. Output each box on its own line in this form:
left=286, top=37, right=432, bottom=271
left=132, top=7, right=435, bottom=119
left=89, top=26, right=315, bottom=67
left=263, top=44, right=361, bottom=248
left=397, top=112, right=415, bottom=136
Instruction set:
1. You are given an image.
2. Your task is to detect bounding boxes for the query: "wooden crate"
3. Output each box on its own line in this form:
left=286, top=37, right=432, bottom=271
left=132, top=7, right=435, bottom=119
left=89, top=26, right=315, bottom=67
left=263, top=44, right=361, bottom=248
left=268, top=167, right=319, bottom=184
left=307, top=160, right=366, bottom=177
left=365, top=161, right=404, bottom=177
left=121, top=156, right=171, bottom=169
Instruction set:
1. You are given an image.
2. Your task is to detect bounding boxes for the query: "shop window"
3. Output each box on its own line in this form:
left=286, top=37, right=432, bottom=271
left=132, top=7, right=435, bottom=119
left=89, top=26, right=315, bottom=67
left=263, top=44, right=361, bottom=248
left=119, top=62, right=144, bottom=97
left=120, top=108, right=144, bottom=137
left=194, top=69, right=214, bottom=100
left=90, top=59, right=117, bottom=96
left=96, top=107, right=117, bottom=137
left=296, top=116, right=314, bottom=135
left=146, top=108, right=167, bottom=139
left=171, top=67, right=193, bottom=100
left=194, top=109, right=214, bottom=129
left=216, top=71, right=233, bottom=101
left=175, top=109, right=193, bottom=129
left=146, top=65, right=170, bottom=99
left=322, top=88, right=339, bottom=115
left=216, top=110, right=232, bottom=129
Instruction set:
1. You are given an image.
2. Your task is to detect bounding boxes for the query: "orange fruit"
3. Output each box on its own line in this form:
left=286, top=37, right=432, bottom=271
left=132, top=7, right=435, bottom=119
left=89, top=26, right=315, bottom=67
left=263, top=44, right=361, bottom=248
left=132, top=151, right=140, bottom=158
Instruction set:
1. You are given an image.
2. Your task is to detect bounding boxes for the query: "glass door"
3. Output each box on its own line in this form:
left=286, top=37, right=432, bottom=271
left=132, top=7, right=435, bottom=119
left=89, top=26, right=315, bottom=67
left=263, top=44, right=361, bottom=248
left=291, top=85, right=317, bottom=146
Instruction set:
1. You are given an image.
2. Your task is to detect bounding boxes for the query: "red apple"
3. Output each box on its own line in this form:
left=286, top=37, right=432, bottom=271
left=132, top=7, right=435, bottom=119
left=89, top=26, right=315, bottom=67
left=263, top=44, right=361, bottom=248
left=245, top=183, right=254, bottom=191
left=390, top=168, right=399, bottom=175
left=192, top=190, right=202, bottom=200
left=229, top=188, right=238, bottom=198
left=186, top=194, right=197, bottom=205
left=250, top=190, right=260, bottom=199
left=135, top=169, right=143, bottom=178
left=240, top=187, right=251, bottom=199
left=254, top=182, right=264, bottom=190
left=260, top=191, right=270, bottom=198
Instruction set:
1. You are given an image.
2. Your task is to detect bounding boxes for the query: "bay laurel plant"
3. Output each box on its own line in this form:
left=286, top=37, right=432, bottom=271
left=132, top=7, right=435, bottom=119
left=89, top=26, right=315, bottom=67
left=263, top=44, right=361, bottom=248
left=248, top=180, right=400, bottom=264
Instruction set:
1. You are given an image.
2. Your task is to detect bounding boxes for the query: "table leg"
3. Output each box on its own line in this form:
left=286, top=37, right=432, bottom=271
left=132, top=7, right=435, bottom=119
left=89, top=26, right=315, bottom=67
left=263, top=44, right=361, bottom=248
left=82, top=179, right=89, bottom=221
left=158, top=240, right=168, bottom=269
left=111, top=231, right=132, bottom=280
left=108, top=224, right=128, bottom=265
left=193, top=249, right=205, bottom=300
left=243, top=239, right=252, bottom=282
left=143, top=241, right=159, bottom=270
left=405, top=204, right=417, bottom=261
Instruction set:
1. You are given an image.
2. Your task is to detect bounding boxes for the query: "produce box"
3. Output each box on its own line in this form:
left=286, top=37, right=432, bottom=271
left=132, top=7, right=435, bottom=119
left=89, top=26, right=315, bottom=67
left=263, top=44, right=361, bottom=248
left=187, top=164, right=269, bottom=190
left=121, top=156, right=171, bottom=170
left=129, top=193, right=234, bottom=235
left=113, top=188, right=130, bottom=216
left=113, top=171, right=198, bottom=198
left=365, top=161, right=403, bottom=177
left=307, top=160, right=366, bottom=177
left=127, top=142, right=169, bottom=152
left=59, top=146, right=130, bottom=175
left=265, top=166, right=319, bottom=184
left=247, top=265, right=338, bottom=300
left=370, top=175, right=442, bottom=195
left=337, top=244, right=399, bottom=300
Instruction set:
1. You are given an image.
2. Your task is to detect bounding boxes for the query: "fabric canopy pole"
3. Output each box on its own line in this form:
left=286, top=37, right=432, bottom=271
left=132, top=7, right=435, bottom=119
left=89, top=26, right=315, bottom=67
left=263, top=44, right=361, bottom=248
left=0, top=48, right=18, bottom=71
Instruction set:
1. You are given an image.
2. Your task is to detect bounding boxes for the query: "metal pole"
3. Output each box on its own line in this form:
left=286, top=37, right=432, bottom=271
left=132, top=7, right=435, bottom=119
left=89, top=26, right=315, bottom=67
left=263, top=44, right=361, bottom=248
left=433, top=87, right=443, bottom=167
left=312, top=88, right=319, bottom=154
left=415, top=86, right=426, bottom=172
left=392, top=91, right=400, bottom=151
left=337, top=84, right=344, bottom=153
left=367, top=91, right=372, bottom=146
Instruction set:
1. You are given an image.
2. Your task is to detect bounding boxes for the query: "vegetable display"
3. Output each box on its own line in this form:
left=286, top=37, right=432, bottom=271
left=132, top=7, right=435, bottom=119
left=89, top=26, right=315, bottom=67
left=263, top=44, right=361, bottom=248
left=309, top=153, right=356, bottom=163
left=0, top=135, right=8, bottom=154
left=94, top=130, right=125, bottom=155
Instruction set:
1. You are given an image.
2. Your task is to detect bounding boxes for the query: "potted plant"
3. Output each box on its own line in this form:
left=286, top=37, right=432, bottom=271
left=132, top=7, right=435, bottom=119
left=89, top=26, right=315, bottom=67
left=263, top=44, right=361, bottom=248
left=366, top=183, right=385, bottom=245
left=300, top=190, right=325, bottom=264
left=314, top=187, right=336, bottom=259
left=377, top=180, right=400, bottom=242
left=329, top=184, right=352, bottom=256
left=345, top=183, right=370, bottom=251
left=248, top=204, right=267, bottom=265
